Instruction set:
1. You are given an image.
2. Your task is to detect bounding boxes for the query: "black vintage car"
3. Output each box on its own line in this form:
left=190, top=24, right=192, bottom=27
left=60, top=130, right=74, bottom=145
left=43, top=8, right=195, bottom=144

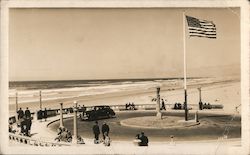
left=80, top=105, right=116, bottom=121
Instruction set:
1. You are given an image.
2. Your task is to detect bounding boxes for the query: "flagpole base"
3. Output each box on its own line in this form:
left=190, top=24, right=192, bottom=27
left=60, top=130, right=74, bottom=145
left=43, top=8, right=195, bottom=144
left=185, top=109, right=188, bottom=121
left=156, top=112, right=162, bottom=119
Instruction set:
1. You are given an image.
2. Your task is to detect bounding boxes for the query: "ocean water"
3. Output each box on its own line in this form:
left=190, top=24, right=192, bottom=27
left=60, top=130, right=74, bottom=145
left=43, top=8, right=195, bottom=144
left=8, top=77, right=236, bottom=105
left=9, top=78, right=188, bottom=104
left=9, top=78, right=184, bottom=91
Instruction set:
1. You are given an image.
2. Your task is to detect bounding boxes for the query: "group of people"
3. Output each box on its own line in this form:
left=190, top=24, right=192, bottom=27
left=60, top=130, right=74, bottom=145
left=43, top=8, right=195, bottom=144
left=55, top=127, right=73, bottom=142
left=16, top=107, right=32, bottom=136
left=125, top=102, right=136, bottom=110
left=17, top=107, right=31, bottom=120
left=92, top=121, right=111, bottom=146
left=173, top=103, right=183, bottom=109
left=134, top=132, right=149, bottom=146
left=55, top=126, right=84, bottom=143
left=202, top=102, right=211, bottom=109
left=93, top=121, right=149, bottom=147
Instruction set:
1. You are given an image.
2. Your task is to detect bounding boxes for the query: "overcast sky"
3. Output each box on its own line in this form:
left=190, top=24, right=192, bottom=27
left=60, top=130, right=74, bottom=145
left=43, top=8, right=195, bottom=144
left=9, top=8, right=240, bottom=81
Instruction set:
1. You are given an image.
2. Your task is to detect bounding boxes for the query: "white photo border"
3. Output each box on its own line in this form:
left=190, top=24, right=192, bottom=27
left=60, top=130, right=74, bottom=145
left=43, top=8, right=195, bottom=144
left=1, top=0, right=249, bottom=154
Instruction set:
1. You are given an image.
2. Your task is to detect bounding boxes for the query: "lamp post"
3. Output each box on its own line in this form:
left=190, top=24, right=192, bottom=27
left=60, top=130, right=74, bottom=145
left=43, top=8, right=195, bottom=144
left=15, top=92, right=18, bottom=112
left=39, top=90, right=42, bottom=110
left=198, top=87, right=203, bottom=110
left=156, top=87, right=162, bottom=119
left=72, top=101, right=78, bottom=144
left=59, top=103, right=64, bottom=128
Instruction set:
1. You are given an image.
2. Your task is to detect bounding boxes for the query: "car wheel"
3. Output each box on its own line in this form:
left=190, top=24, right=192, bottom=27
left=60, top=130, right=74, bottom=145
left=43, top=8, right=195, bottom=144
left=108, top=113, right=113, bottom=118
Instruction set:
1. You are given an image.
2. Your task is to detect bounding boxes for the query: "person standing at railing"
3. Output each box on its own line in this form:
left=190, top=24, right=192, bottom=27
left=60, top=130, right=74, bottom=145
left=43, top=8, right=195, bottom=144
left=24, top=107, right=32, bottom=136
left=25, top=107, right=31, bottom=119
left=128, top=103, right=131, bottom=110
left=125, top=103, right=128, bottom=110
left=17, top=108, right=24, bottom=120
left=131, top=102, right=135, bottom=110
left=81, top=105, right=86, bottom=113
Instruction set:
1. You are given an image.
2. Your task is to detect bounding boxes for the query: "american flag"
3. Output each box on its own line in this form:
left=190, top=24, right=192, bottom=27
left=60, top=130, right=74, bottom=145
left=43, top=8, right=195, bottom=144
left=186, top=16, right=216, bottom=39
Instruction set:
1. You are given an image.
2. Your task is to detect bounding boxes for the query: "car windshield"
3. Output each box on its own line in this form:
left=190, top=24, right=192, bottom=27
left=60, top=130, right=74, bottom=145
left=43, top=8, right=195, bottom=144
left=86, top=107, right=94, bottom=111
left=85, top=106, right=110, bottom=111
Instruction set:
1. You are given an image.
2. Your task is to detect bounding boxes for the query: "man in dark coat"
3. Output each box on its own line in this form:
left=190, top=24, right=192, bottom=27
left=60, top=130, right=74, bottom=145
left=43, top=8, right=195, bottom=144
left=93, top=121, right=100, bottom=143
left=24, top=107, right=32, bottom=136
left=24, top=107, right=31, bottom=119
left=20, top=118, right=27, bottom=135
left=26, top=118, right=32, bottom=136
left=101, top=122, right=110, bottom=140
left=139, top=132, right=148, bottom=146
left=17, top=108, right=24, bottom=120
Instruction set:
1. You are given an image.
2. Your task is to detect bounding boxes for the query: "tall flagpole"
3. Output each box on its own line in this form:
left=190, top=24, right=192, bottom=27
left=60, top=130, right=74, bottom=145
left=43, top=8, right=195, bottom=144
left=39, top=90, right=42, bottom=110
left=183, top=12, right=188, bottom=121
left=15, top=92, right=18, bottom=112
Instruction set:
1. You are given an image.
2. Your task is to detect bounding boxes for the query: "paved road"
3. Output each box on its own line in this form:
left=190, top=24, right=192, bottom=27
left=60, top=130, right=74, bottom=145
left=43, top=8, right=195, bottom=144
left=48, top=111, right=241, bottom=142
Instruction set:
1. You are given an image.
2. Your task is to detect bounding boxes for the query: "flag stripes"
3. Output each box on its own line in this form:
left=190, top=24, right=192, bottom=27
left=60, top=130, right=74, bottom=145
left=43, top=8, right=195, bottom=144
left=186, top=15, right=216, bottom=39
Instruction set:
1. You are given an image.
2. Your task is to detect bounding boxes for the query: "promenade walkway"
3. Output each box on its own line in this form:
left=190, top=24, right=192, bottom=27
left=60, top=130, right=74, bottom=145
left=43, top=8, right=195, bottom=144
left=7, top=111, right=243, bottom=155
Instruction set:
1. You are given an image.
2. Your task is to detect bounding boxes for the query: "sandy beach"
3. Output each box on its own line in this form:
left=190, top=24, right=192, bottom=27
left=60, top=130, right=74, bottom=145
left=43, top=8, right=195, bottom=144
left=9, top=77, right=240, bottom=116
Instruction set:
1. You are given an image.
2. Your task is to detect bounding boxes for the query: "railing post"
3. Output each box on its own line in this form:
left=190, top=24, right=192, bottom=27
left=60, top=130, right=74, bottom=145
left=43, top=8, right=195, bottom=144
left=59, top=103, right=64, bottom=128
left=72, top=101, right=78, bottom=144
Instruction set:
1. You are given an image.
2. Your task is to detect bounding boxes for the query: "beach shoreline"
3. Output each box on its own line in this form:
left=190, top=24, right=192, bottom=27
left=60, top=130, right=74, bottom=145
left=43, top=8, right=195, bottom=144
left=9, top=77, right=240, bottom=116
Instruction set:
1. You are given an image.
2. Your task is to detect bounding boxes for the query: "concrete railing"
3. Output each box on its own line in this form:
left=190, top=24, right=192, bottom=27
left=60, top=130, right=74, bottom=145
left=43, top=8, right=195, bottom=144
left=109, top=104, right=156, bottom=111
left=9, top=133, right=70, bottom=147
left=31, top=103, right=218, bottom=115
left=108, top=103, right=202, bottom=111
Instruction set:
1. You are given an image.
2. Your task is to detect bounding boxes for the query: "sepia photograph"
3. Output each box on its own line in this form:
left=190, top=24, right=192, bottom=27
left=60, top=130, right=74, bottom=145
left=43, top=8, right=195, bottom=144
left=1, top=0, right=249, bottom=154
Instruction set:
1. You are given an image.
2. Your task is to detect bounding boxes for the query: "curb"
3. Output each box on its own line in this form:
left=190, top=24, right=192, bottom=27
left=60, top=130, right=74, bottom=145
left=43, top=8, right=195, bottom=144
left=120, top=118, right=200, bottom=129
